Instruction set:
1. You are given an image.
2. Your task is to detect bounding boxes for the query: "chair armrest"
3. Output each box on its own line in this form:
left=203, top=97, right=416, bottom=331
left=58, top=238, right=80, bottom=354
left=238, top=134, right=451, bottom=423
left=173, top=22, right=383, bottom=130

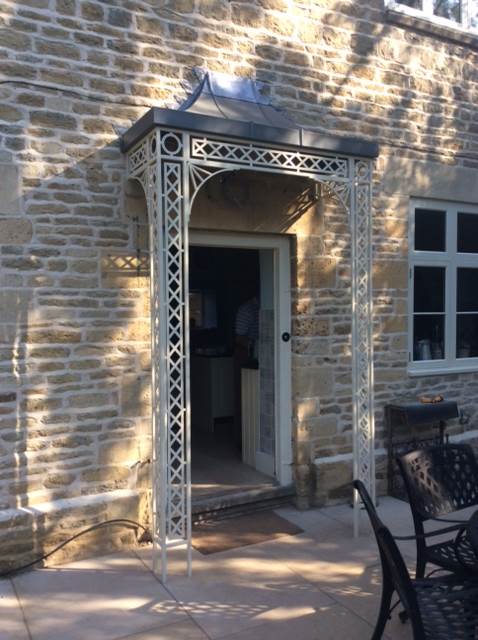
left=394, top=523, right=465, bottom=541
left=429, top=516, right=469, bottom=525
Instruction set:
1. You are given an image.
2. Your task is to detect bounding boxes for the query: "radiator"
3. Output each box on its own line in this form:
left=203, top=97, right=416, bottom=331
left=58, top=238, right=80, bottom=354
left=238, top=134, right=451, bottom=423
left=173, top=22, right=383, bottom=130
left=241, top=368, right=260, bottom=467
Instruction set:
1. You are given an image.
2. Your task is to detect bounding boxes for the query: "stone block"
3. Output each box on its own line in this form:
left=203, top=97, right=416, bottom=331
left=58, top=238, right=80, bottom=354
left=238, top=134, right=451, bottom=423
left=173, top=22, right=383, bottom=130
left=293, top=317, right=330, bottom=337
left=293, top=463, right=312, bottom=505
left=383, top=157, right=478, bottom=203
left=108, top=7, right=132, bottom=27
left=294, top=366, right=334, bottom=398
left=43, top=473, right=75, bottom=488
left=125, top=321, right=150, bottom=342
left=123, top=179, right=147, bottom=221
left=390, top=334, right=407, bottom=350
left=30, top=110, right=76, bottom=130
left=0, top=165, right=21, bottom=215
left=21, top=397, right=62, bottom=412
left=297, top=257, right=336, bottom=289
left=121, top=375, right=151, bottom=417
left=25, top=329, right=81, bottom=344
left=314, top=458, right=353, bottom=505
left=68, top=393, right=111, bottom=409
left=382, top=316, right=407, bottom=333
left=0, top=218, right=32, bottom=244
left=374, top=368, right=406, bottom=383
left=139, top=351, right=151, bottom=371
left=295, top=398, right=319, bottom=421
left=384, top=218, right=407, bottom=238
left=316, top=415, right=338, bottom=437
left=98, top=438, right=140, bottom=465
left=81, top=466, right=130, bottom=483
left=295, top=441, right=313, bottom=465
left=0, top=290, right=31, bottom=324
left=373, top=261, right=408, bottom=290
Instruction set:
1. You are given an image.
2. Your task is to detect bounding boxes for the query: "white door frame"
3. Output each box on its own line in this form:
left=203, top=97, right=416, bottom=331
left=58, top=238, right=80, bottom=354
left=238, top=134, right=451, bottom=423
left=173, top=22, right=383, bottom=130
left=190, top=230, right=292, bottom=486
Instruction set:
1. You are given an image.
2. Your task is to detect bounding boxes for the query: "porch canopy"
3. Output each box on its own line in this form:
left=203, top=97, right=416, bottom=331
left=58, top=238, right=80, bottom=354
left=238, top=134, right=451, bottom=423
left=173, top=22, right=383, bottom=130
left=122, top=71, right=378, bottom=582
left=122, top=71, right=378, bottom=157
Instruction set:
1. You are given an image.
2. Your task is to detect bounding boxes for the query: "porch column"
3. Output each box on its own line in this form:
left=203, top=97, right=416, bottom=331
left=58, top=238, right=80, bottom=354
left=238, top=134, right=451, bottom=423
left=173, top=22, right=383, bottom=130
left=146, top=130, right=191, bottom=582
left=350, top=159, right=376, bottom=535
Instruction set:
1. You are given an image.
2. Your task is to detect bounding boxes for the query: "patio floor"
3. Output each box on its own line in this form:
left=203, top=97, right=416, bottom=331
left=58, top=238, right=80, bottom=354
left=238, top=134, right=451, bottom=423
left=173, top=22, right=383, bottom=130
left=1, top=497, right=419, bottom=640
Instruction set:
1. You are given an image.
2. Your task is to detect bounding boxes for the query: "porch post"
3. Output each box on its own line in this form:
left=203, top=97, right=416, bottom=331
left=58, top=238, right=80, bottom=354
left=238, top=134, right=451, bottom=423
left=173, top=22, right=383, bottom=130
left=147, top=130, right=192, bottom=582
left=350, top=159, right=376, bottom=536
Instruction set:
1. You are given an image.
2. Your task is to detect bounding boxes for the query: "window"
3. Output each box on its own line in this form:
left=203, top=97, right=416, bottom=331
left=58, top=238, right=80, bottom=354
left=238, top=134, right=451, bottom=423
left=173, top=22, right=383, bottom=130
left=409, top=200, right=478, bottom=374
left=387, top=0, right=478, bottom=32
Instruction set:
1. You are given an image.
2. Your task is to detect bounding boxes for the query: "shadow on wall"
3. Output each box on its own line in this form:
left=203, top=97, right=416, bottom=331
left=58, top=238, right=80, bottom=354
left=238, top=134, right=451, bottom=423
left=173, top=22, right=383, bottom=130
left=0, top=132, right=154, bottom=571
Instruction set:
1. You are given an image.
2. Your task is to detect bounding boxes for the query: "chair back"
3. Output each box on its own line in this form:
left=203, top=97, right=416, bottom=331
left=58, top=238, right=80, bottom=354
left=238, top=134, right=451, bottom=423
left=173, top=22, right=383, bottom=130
left=353, top=480, right=423, bottom=632
left=397, top=444, right=478, bottom=521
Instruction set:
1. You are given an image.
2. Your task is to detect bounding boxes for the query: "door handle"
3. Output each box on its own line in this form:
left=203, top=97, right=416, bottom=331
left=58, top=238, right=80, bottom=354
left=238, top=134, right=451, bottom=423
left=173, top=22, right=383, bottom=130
left=281, top=332, right=291, bottom=342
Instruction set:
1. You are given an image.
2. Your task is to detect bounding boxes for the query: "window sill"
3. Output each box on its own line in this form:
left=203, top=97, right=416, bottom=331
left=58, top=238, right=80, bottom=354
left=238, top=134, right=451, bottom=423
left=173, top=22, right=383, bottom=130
left=408, top=363, right=478, bottom=377
left=385, top=6, right=478, bottom=48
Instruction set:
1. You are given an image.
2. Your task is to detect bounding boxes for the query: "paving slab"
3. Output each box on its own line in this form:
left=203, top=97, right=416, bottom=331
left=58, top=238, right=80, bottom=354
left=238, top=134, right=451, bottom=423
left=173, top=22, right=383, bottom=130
left=273, top=505, right=351, bottom=539
left=153, top=543, right=337, bottom=639
left=0, top=578, right=29, bottom=640
left=214, top=602, right=374, bottom=640
left=117, top=619, right=209, bottom=639
left=13, top=552, right=186, bottom=640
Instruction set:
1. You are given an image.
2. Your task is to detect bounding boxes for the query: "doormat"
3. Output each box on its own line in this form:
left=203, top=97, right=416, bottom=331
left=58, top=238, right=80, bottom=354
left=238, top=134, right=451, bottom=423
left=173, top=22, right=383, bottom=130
left=192, top=510, right=303, bottom=555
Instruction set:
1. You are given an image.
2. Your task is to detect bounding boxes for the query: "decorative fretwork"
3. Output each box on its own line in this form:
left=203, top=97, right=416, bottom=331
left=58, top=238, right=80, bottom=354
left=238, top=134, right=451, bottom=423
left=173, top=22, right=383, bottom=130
left=126, top=127, right=375, bottom=580
left=351, top=159, right=375, bottom=534
left=188, top=164, right=229, bottom=209
left=129, top=139, right=148, bottom=176
left=162, top=160, right=188, bottom=544
left=191, top=137, right=349, bottom=178
left=322, top=181, right=351, bottom=210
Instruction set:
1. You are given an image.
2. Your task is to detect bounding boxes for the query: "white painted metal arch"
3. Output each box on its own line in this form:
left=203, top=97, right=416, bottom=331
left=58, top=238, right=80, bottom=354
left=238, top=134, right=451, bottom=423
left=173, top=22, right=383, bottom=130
left=127, top=128, right=375, bottom=581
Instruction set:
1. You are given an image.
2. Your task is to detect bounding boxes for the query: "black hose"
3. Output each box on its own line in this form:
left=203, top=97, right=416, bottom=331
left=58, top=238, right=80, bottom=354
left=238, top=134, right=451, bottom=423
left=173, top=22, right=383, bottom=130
left=0, top=518, right=152, bottom=579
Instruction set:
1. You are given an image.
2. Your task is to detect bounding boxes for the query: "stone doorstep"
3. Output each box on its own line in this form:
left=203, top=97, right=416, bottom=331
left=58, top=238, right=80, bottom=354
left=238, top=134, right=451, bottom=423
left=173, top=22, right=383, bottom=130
left=192, top=483, right=296, bottom=520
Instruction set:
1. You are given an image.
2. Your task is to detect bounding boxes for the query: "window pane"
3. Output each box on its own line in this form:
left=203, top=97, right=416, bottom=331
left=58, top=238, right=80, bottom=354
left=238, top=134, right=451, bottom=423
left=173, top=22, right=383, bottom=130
left=415, top=208, right=446, bottom=251
left=414, top=266, right=445, bottom=312
left=457, top=315, right=478, bottom=358
left=471, top=0, right=478, bottom=27
left=413, top=315, right=445, bottom=361
left=457, top=213, right=478, bottom=253
left=457, top=268, right=478, bottom=312
left=433, top=0, right=461, bottom=22
left=396, top=0, right=422, bottom=7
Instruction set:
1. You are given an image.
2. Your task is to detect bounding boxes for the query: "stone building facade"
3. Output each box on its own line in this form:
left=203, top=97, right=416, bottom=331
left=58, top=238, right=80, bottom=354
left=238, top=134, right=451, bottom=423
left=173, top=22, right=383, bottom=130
left=0, top=0, right=477, bottom=569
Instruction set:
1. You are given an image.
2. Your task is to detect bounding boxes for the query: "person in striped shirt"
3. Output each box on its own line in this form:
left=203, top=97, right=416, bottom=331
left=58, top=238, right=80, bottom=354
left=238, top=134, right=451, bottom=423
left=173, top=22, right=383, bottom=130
left=235, top=295, right=259, bottom=359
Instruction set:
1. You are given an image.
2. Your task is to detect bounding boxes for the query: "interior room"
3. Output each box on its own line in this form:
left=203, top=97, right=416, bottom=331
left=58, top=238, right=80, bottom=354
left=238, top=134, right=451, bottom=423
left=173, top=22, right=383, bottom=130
left=189, top=244, right=276, bottom=508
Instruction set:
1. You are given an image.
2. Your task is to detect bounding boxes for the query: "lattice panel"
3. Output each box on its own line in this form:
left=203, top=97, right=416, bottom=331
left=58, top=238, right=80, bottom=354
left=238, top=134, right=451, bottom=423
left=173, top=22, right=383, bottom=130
left=129, top=139, right=148, bottom=175
left=191, top=137, right=349, bottom=178
left=162, top=159, right=188, bottom=541
left=352, top=159, right=375, bottom=505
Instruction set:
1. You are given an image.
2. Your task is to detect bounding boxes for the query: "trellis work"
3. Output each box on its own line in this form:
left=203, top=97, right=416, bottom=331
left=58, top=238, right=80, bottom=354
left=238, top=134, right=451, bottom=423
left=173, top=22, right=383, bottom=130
left=125, top=124, right=376, bottom=581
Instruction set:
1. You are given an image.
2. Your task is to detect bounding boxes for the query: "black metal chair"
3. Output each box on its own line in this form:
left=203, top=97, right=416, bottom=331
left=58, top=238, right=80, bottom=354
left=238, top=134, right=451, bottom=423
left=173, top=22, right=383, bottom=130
left=397, top=444, right=478, bottom=578
left=354, top=479, right=478, bottom=640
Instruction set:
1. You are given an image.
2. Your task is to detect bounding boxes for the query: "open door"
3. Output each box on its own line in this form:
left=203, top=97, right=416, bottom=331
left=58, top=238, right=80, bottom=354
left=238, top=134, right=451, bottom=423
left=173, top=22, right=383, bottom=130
left=189, top=231, right=292, bottom=496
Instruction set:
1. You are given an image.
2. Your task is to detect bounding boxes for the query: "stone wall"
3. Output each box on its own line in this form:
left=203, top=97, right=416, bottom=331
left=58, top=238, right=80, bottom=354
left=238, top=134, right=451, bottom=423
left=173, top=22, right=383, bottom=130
left=0, top=0, right=477, bottom=567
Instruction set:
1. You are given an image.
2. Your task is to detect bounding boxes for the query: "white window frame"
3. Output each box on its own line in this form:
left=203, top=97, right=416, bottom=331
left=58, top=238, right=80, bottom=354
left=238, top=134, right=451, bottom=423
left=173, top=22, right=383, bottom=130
left=386, top=0, right=478, bottom=34
left=409, top=199, right=478, bottom=376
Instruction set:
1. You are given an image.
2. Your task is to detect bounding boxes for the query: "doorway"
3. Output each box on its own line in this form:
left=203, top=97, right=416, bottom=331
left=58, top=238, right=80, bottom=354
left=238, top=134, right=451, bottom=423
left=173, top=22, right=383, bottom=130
left=189, top=231, right=292, bottom=508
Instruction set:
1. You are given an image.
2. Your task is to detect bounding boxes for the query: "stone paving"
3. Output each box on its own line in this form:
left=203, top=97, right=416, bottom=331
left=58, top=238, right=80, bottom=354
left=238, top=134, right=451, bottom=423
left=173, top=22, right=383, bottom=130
left=0, top=497, right=419, bottom=640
